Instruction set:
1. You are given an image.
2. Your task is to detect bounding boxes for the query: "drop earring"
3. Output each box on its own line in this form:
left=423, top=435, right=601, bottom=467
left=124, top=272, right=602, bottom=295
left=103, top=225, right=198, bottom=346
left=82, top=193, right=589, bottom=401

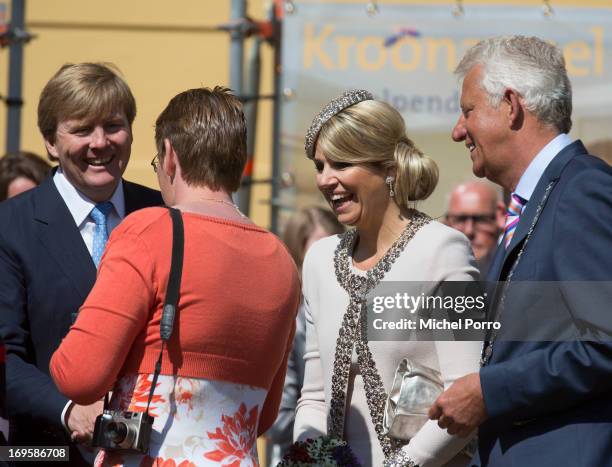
left=385, top=176, right=395, bottom=198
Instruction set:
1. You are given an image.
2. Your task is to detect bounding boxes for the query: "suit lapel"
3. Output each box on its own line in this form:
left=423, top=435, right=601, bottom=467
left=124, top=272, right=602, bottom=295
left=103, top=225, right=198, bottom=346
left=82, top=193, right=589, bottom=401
left=501, top=140, right=588, bottom=271
left=484, top=140, right=588, bottom=317
left=123, top=180, right=160, bottom=214
left=30, top=179, right=159, bottom=304
left=32, top=179, right=97, bottom=302
left=123, top=180, right=140, bottom=215
left=486, top=243, right=506, bottom=283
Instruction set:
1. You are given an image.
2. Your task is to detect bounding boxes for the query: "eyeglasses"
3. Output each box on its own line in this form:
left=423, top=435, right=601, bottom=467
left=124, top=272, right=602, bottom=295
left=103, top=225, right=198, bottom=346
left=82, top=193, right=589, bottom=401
left=151, top=154, right=159, bottom=173
left=446, top=214, right=496, bottom=228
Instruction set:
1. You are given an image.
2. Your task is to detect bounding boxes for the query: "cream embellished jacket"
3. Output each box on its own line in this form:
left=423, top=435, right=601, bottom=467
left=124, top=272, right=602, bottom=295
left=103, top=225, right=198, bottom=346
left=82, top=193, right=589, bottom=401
left=294, top=220, right=481, bottom=467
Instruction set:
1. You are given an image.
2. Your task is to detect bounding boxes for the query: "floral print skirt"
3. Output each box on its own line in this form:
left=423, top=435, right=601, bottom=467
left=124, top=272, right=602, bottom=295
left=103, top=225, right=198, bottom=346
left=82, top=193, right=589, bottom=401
left=94, top=373, right=267, bottom=466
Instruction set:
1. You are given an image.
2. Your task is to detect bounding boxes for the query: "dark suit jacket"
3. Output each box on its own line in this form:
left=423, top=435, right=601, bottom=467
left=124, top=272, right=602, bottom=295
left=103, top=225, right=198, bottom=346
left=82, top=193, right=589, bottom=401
left=0, top=177, right=162, bottom=465
left=474, top=141, right=612, bottom=466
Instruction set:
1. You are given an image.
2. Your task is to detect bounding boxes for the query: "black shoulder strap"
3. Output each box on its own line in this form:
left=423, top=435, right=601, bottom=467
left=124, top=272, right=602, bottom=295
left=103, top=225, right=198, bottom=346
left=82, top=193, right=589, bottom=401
left=144, top=207, right=184, bottom=414
left=160, top=207, right=184, bottom=341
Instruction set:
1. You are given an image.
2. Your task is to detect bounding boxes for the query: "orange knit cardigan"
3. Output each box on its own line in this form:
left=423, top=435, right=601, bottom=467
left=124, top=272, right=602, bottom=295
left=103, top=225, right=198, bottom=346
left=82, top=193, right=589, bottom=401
left=50, top=207, right=300, bottom=435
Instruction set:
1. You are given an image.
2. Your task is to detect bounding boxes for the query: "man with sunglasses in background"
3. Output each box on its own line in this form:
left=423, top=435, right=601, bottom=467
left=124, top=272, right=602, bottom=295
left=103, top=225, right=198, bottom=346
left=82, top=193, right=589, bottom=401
left=445, top=180, right=505, bottom=277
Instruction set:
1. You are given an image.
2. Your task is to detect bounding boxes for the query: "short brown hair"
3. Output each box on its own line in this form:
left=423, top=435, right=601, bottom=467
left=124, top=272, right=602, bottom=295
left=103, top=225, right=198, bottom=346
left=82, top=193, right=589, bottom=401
left=0, top=151, right=52, bottom=201
left=155, top=86, right=247, bottom=192
left=38, top=62, right=136, bottom=141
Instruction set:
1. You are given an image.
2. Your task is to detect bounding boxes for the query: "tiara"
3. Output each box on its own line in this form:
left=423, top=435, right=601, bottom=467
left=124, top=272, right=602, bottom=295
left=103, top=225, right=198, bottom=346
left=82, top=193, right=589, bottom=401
left=304, top=89, right=374, bottom=158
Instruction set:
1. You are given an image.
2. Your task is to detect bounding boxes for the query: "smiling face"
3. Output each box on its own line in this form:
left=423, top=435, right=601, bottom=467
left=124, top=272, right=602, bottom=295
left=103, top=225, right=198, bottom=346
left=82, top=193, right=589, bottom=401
left=313, top=146, right=390, bottom=230
left=45, top=112, right=132, bottom=202
left=452, top=65, right=511, bottom=185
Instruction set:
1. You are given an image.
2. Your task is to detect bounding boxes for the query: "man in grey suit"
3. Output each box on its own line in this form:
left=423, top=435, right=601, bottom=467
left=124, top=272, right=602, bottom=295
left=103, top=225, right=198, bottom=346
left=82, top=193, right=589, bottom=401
left=0, top=63, right=162, bottom=465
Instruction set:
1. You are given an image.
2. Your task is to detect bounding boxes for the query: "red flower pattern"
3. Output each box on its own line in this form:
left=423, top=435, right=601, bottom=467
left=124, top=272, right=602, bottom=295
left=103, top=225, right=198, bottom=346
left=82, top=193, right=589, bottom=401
left=204, top=402, right=259, bottom=466
left=94, top=376, right=265, bottom=466
left=174, top=377, right=197, bottom=415
left=138, top=456, right=196, bottom=467
left=126, top=374, right=166, bottom=416
left=94, top=450, right=125, bottom=467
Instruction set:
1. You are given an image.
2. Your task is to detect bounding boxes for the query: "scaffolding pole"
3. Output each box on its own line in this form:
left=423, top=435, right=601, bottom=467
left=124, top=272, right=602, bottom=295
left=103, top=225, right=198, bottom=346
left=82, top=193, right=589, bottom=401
left=236, top=36, right=262, bottom=217
left=269, top=2, right=282, bottom=233
left=230, top=0, right=246, bottom=210
left=6, top=0, right=25, bottom=153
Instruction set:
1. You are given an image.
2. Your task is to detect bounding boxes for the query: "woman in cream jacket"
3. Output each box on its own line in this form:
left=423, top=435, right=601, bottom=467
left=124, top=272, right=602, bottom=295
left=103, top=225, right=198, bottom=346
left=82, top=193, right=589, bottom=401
left=294, top=90, right=481, bottom=467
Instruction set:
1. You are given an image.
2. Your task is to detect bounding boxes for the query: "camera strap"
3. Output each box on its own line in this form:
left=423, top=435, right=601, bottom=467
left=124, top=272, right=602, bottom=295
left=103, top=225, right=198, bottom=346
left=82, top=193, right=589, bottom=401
left=144, top=207, right=184, bottom=415
left=101, top=208, right=184, bottom=416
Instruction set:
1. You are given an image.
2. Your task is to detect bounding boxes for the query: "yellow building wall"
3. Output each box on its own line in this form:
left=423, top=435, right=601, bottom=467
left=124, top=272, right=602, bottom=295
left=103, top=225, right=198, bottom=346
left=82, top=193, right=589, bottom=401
left=0, top=1, right=609, bottom=464
left=0, top=0, right=274, bottom=227
left=0, top=0, right=612, bottom=227
left=0, top=0, right=609, bottom=224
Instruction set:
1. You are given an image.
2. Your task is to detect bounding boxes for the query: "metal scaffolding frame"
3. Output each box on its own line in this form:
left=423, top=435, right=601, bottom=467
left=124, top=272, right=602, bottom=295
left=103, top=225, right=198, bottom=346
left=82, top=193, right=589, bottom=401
left=3, top=0, right=33, bottom=154
left=230, top=0, right=284, bottom=232
left=2, top=0, right=285, bottom=231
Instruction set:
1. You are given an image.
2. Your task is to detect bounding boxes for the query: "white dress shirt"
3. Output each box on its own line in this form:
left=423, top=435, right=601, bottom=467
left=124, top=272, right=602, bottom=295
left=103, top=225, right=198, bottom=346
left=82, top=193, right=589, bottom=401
left=53, top=168, right=126, bottom=449
left=53, top=168, right=126, bottom=256
left=514, top=133, right=573, bottom=202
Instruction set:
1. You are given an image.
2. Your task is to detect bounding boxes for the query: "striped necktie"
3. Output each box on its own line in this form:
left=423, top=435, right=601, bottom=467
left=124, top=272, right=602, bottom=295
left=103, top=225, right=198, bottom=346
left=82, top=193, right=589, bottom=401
left=503, top=193, right=527, bottom=248
left=90, top=201, right=113, bottom=268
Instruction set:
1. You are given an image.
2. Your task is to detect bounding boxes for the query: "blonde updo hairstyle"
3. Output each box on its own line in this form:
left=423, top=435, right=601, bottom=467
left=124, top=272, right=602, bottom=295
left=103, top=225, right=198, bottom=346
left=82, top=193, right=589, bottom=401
left=314, top=100, right=438, bottom=209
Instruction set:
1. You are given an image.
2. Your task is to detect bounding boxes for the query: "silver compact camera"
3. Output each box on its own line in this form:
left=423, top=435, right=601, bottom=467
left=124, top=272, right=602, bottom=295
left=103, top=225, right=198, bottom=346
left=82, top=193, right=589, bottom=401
left=91, top=410, right=153, bottom=453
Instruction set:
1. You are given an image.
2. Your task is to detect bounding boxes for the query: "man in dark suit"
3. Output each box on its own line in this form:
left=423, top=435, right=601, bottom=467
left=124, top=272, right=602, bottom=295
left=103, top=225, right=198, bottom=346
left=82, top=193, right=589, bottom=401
left=0, top=63, right=162, bottom=465
left=429, top=36, right=612, bottom=466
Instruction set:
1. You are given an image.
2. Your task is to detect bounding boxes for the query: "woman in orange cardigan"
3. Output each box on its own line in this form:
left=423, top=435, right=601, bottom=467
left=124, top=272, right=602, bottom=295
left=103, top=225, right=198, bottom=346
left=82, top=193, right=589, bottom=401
left=50, top=87, right=300, bottom=467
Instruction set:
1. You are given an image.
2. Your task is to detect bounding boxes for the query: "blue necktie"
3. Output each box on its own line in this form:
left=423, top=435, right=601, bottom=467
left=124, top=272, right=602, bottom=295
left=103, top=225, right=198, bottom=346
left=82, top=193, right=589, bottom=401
left=90, top=202, right=113, bottom=268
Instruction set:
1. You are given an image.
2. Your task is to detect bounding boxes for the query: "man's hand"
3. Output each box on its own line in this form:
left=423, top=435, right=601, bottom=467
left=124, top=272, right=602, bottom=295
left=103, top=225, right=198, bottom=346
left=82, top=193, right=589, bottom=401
left=428, top=372, right=487, bottom=437
left=65, top=400, right=104, bottom=444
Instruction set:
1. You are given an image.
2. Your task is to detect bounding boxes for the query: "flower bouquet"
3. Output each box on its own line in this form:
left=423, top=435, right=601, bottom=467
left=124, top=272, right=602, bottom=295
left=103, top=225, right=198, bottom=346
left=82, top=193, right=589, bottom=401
left=277, top=435, right=363, bottom=467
